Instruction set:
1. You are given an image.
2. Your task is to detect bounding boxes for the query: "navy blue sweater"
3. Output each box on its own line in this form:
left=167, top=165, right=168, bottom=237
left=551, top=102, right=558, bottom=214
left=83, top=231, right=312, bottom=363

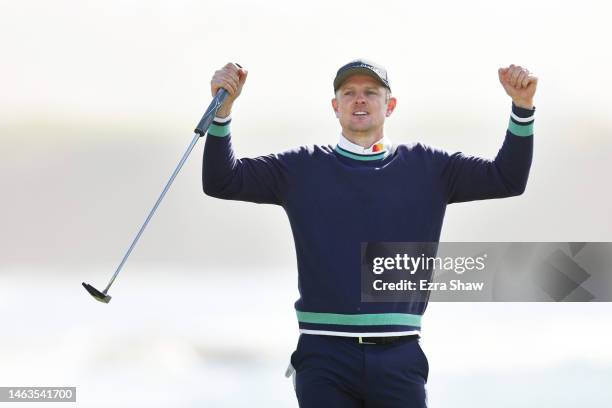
left=202, top=103, right=534, bottom=336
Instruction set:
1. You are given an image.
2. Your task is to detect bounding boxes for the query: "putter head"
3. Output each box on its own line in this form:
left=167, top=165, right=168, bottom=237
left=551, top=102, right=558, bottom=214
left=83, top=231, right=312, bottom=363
left=82, top=282, right=112, bottom=303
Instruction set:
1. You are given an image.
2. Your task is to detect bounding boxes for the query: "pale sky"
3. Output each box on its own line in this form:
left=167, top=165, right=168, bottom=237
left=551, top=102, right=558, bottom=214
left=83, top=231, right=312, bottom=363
left=2, top=0, right=611, bottom=124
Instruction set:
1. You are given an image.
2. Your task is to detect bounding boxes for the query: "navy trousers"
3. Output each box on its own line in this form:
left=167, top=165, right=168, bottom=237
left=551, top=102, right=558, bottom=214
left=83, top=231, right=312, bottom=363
left=288, top=334, right=429, bottom=407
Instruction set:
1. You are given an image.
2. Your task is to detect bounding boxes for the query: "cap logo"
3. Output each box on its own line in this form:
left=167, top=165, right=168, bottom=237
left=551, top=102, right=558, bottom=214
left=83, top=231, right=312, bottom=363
left=354, top=63, right=384, bottom=78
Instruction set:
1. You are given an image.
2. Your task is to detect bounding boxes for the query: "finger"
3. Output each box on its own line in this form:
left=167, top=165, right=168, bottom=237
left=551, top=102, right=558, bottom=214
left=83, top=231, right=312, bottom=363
left=222, top=73, right=240, bottom=94
left=506, top=65, right=516, bottom=85
left=510, top=66, right=522, bottom=87
left=212, top=76, right=236, bottom=96
left=223, top=63, right=242, bottom=84
left=516, top=70, right=527, bottom=88
left=498, top=67, right=510, bottom=83
left=220, top=79, right=237, bottom=96
left=505, top=64, right=515, bottom=82
left=211, top=81, right=230, bottom=97
left=524, top=75, right=538, bottom=88
left=224, top=62, right=239, bottom=74
left=215, top=71, right=239, bottom=94
left=211, top=69, right=226, bottom=86
left=211, top=65, right=239, bottom=96
left=211, top=74, right=224, bottom=96
left=238, top=68, right=248, bottom=85
left=520, top=73, right=531, bottom=88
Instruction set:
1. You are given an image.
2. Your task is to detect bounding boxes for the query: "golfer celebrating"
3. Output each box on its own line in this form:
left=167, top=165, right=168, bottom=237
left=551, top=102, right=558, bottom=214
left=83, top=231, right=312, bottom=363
left=202, top=60, right=537, bottom=407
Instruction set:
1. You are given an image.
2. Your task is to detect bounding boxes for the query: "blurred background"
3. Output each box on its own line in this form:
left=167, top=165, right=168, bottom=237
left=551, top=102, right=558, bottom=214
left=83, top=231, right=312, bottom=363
left=1, top=0, right=611, bottom=406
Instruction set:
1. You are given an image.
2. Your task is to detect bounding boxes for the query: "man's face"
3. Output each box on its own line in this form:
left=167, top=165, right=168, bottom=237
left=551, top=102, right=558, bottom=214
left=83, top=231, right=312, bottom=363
left=332, top=74, right=396, bottom=136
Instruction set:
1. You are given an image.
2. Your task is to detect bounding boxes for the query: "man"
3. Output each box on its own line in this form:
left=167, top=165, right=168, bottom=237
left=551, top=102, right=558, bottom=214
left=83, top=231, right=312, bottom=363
left=202, top=59, right=537, bottom=407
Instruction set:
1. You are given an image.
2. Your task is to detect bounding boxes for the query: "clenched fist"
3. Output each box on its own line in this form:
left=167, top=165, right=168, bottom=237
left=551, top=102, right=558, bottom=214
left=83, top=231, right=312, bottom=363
left=211, top=62, right=248, bottom=118
left=498, top=64, right=538, bottom=109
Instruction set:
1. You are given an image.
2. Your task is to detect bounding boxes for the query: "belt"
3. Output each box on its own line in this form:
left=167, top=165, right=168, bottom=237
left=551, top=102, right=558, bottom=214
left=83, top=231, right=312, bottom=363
left=356, top=334, right=419, bottom=345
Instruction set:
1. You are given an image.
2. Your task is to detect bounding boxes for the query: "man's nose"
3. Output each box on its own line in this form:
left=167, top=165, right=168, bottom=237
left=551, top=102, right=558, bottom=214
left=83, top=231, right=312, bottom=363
left=354, top=93, right=367, bottom=104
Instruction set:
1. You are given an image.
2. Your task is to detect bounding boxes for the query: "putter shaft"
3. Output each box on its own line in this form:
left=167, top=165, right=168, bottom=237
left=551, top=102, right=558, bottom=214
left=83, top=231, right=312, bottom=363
left=85, top=88, right=230, bottom=302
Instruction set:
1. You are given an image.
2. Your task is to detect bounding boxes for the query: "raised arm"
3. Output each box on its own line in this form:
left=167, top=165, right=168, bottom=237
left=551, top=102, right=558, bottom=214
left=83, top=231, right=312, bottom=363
left=443, top=64, right=538, bottom=204
left=202, top=63, right=290, bottom=206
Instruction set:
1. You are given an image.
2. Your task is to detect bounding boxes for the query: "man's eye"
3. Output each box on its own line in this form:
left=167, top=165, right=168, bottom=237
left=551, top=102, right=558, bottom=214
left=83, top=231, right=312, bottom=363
left=344, top=91, right=353, bottom=96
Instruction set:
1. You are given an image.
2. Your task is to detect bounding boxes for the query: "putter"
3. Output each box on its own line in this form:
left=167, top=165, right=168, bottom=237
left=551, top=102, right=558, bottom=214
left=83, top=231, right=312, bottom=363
left=83, top=75, right=236, bottom=303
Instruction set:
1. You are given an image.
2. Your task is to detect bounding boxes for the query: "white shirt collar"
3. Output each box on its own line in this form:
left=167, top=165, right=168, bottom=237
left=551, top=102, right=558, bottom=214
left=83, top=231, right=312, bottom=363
left=336, top=133, right=393, bottom=158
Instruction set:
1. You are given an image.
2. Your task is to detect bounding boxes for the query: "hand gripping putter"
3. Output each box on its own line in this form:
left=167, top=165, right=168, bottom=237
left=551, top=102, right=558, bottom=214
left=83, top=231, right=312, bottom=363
left=82, top=76, right=236, bottom=303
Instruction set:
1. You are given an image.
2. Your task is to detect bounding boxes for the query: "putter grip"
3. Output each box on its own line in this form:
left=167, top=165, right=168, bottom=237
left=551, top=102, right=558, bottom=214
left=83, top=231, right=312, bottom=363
left=194, top=88, right=230, bottom=136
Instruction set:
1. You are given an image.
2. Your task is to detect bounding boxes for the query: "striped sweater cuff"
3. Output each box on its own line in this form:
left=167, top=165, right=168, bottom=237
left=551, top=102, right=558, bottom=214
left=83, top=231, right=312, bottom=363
left=207, top=115, right=231, bottom=137
left=508, top=102, right=535, bottom=137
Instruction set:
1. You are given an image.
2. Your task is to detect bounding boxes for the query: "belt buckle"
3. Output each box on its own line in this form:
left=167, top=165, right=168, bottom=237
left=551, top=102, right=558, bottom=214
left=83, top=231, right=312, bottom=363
left=358, top=336, right=376, bottom=345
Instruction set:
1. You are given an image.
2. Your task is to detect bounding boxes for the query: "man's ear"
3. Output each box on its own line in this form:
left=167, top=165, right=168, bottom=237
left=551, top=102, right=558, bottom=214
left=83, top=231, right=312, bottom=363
left=331, top=98, right=339, bottom=117
left=385, top=97, right=397, bottom=117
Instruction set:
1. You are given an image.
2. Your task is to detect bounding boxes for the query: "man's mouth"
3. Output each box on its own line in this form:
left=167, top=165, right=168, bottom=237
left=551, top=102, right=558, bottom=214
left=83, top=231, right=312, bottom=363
left=353, top=111, right=369, bottom=116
